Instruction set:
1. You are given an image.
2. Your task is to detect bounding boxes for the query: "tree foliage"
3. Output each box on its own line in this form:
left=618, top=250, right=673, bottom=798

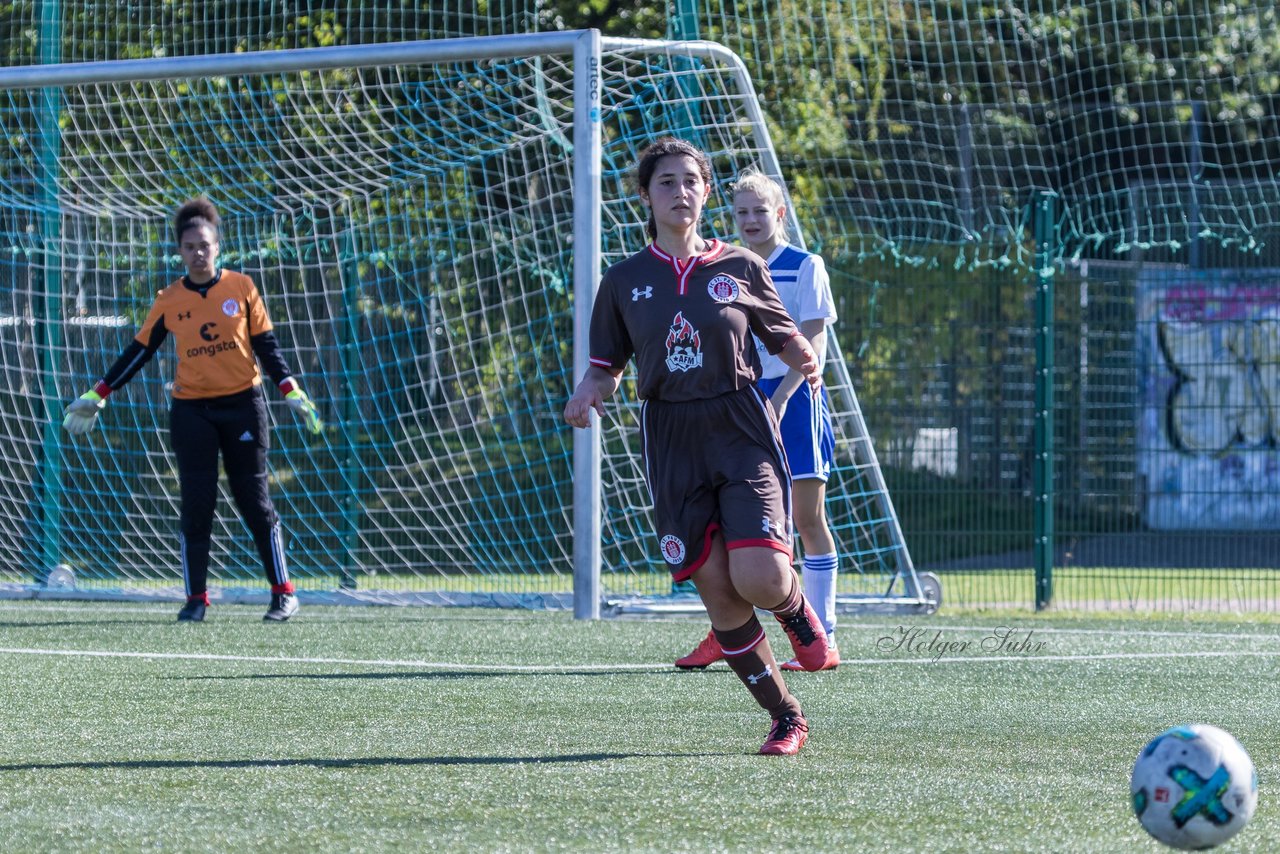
left=4, top=2, right=1279, bottom=308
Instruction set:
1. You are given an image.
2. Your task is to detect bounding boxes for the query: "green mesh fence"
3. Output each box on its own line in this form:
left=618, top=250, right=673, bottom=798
left=3, top=1, right=1280, bottom=612
left=686, top=0, right=1280, bottom=612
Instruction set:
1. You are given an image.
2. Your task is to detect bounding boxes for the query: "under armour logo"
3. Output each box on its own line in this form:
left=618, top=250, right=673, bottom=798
left=632, top=286, right=653, bottom=301
left=177, top=311, right=192, bottom=321
left=747, top=665, right=773, bottom=685
left=761, top=516, right=788, bottom=539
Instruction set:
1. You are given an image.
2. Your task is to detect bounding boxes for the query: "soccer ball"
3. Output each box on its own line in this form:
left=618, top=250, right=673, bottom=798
left=1130, top=724, right=1257, bottom=850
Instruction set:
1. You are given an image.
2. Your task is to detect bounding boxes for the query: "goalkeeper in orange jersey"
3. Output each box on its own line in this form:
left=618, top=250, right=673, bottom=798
left=60, top=197, right=323, bottom=623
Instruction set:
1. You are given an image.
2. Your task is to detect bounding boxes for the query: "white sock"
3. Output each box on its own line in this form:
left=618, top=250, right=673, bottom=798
left=802, top=553, right=839, bottom=639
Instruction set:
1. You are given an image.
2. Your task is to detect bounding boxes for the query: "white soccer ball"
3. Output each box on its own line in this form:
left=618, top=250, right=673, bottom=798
left=1130, top=724, right=1257, bottom=850
left=45, top=564, right=77, bottom=589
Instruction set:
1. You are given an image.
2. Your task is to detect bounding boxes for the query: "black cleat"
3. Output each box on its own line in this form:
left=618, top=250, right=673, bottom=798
left=177, top=599, right=207, bottom=622
left=263, top=592, right=299, bottom=622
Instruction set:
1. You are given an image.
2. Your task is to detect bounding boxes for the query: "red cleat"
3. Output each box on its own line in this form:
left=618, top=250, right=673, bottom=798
left=774, top=596, right=830, bottom=672
left=675, top=629, right=724, bottom=669
left=759, top=713, right=809, bottom=755
left=780, top=642, right=840, bottom=672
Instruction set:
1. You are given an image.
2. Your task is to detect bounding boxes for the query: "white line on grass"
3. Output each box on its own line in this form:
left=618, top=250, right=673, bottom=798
left=0, top=601, right=554, bottom=622
left=1, top=645, right=1279, bottom=671
left=846, top=650, right=1280, bottom=666
left=847, top=621, right=1280, bottom=643
left=4, top=602, right=1280, bottom=641
left=0, top=603, right=173, bottom=615
left=0, top=646, right=670, bottom=672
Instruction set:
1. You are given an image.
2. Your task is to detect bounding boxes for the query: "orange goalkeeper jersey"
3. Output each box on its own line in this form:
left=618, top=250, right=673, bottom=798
left=135, top=270, right=274, bottom=400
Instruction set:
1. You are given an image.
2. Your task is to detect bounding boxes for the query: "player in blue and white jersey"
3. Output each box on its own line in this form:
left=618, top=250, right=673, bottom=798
left=676, top=169, right=842, bottom=672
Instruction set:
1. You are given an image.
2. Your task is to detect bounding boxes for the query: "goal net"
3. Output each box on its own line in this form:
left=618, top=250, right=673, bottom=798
left=0, top=32, right=923, bottom=612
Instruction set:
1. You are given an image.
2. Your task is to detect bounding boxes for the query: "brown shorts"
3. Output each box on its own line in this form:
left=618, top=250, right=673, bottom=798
left=640, top=386, right=793, bottom=580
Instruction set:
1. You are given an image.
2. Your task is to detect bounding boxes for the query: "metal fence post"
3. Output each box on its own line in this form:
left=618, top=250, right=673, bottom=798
left=1033, top=191, right=1057, bottom=610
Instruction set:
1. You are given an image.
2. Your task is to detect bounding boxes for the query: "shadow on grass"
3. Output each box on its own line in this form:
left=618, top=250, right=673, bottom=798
left=0, top=751, right=725, bottom=772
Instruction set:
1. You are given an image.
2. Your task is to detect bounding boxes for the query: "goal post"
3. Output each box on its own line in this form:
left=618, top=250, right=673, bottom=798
left=594, top=38, right=932, bottom=616
left=571, top=29, right=604, bottom=620
left=0, top=30, right=930, bottom=616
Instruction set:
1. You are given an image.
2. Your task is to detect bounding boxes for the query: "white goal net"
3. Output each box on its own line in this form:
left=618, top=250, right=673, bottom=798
left=0, top=31, right=923, bottom=614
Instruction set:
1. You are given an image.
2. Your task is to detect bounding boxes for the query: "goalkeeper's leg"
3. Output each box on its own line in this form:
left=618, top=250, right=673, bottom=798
left=171, top=401, right=222, bottom=612
left=221, top=391, right=297, bottom=619
left=226, top=465, right=291, bottom=594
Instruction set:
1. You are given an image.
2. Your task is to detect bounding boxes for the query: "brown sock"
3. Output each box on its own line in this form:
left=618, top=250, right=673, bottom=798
left=714, top=615, right=802, bottom=719
left=765, top=574, right=803, bottom=618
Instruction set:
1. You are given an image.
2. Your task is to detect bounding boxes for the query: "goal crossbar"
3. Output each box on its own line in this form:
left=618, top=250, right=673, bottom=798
left=0, top=32, right=757, bottom=90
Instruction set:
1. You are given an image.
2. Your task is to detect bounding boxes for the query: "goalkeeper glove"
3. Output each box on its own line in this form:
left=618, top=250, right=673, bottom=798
left=285, top=388, right=324, bottom=435
left=62, top=390, right=106, bottom=435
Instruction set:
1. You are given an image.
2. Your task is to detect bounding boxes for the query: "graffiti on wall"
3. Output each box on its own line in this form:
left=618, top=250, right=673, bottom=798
left=1139, top=270, right=1280, bottom=530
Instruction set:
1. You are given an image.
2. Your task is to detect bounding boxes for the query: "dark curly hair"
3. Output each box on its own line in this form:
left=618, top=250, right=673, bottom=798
left=635, top=137, right=712, bottom=240
left=173, top=197, right=221, bottom=244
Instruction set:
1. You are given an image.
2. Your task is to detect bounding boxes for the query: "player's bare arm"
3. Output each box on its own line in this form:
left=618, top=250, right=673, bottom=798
left=564, top=365, right=622, bottom=428
left=779, top=334, right=821, bottom=390
left=770, top=319, right=828, bottom=412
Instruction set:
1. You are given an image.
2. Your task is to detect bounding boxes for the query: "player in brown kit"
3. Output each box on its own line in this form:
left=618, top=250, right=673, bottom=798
left=676, top=168, right=843, bottom=672
left=564, top=138, right=829, bottom=755
left=61, top=197, right=322, bottom=623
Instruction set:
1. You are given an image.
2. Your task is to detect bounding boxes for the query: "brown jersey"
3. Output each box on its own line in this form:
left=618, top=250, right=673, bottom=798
left=587, top=241, right=801, bottom=400
left=135, top=270, right=274, bottom=400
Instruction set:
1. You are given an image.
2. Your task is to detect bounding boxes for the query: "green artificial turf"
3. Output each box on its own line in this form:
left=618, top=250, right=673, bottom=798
left=0, top=601, right=1275, bottom=852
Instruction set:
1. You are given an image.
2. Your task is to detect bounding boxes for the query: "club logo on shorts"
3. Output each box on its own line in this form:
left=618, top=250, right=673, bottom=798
left=659, top=534, right=687, bottom=565
left=665, top=311, right=703, bottom=373
left=706, top=275, right=741, bottom=303
left=222, top=299, right=240, bottom=318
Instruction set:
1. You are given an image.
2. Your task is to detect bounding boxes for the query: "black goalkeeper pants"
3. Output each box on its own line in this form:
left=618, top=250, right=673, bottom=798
left=170, top=387, right=290, bottom=597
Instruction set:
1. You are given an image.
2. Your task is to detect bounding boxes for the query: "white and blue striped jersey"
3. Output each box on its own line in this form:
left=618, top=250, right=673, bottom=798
left=754, top=244, right=836, bottom=380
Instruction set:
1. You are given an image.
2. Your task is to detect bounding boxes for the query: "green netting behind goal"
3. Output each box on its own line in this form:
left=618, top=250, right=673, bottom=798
left=0, top=34, right=918, bottom=610
left=689, top=1, right=1280, bottom=613
left=5, top=3, right=1280, bottom=612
